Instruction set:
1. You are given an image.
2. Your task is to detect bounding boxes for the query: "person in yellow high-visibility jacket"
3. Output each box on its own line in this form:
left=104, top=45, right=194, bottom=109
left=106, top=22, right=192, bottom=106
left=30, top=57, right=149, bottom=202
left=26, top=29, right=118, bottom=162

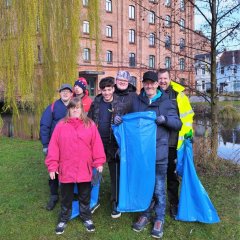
left=157, top=68, right=194, bottom=219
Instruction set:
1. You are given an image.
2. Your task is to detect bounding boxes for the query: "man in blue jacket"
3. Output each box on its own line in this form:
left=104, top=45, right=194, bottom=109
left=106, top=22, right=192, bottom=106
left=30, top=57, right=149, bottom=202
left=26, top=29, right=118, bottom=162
left=40, top=83, right=73, bottom=210
left=129, top=71, right=182, bottom=238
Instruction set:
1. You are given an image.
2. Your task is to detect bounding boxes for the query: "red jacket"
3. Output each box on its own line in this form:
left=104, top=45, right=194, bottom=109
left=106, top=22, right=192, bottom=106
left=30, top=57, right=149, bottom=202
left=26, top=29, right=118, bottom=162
left=82, top=94, right=92, bottom=113
left=45, top=118, right=106, bottom=183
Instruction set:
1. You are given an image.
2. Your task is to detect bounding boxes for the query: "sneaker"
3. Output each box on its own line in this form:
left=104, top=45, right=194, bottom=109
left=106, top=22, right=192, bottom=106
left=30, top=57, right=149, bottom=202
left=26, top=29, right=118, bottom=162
left=46, top=195, right=58, bottom=211
left=91, top=203, right=100, bottom=214
left=111, top=201, right=121, bottom=218
left=83, top=219, right=95, bottom=232
left=55, top=222, right=67, bottom=235
left=151, top=220, right=164, bottom=238
left=169, top=204, right=178, bottom=219
left=132, top=216, right=150, bottom=232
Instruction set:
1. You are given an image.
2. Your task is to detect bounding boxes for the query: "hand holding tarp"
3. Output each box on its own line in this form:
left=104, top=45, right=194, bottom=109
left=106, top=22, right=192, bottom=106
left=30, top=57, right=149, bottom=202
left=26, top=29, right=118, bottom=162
left=114, top=115, right=123, bottom=125
left=155, top=115, right=166, bottom=125
left=43, top=147, right=48, bottom=156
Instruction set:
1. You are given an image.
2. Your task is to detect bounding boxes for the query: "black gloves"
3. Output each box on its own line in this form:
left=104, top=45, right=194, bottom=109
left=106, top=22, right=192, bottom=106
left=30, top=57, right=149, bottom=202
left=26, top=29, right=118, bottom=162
left=155, top=115, right=167, bottom=125
left=114, top=115, right=123, bottom=125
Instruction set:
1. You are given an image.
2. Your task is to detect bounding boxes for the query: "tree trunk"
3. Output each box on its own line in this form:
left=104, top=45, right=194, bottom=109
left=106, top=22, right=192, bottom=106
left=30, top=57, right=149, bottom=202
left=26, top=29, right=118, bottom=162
left=210, top=0, right=218, bottom=161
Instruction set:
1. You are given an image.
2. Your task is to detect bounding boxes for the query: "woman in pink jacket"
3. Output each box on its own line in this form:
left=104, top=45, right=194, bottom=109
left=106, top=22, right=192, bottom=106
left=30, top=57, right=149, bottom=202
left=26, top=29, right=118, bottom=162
left=45, top=97, right=106, bottom=235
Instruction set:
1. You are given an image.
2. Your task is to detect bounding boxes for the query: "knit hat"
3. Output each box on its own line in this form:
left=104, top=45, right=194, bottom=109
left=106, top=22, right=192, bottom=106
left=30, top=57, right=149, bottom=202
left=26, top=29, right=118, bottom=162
left=74, top=78, right=87, bottom=92
left=142, top=71, right=158, bottom=82
left=116, top=70, right=131, bottom=81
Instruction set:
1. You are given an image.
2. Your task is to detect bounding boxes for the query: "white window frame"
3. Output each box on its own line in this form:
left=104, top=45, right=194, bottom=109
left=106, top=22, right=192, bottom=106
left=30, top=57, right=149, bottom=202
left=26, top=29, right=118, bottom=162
left=83, top=48, right=90, bottom=61
left=106, top=50, right=113, bottom=63
left=148, top=11, right=155, bottom=24
left=180, top=18, right=185, bottom=31
left=165, top=35, right=171, bottom=48
left=165, top=0, right=171, bottom=7
left=149, top=55, right=155, bottom=68
left=106, top=0, right=112, bottom=12
left=129, top=52, right=136, bottom=67
left=83, top=20, right=89, bottom=34
left=129, top=5, right=135, bottom=20
left=129, top=29, right=135, bottom=43
left=149, top=33, right=155, bottom=46
left=165, top=15, right=171, bottom=27
left=179, top=58, right=185, bottom=70
left=106, top=25, right=112, bottom=38
left=180, top=0, right=185, bottom=11
left=180, top=38, right=185, bottom=50
left=165, top=57, right=171, bottom=69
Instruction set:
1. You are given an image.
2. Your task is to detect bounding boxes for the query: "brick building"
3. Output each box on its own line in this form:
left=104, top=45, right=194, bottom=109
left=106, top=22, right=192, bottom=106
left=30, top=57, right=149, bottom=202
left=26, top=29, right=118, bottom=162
left=78, top=0, right=195, bottom=96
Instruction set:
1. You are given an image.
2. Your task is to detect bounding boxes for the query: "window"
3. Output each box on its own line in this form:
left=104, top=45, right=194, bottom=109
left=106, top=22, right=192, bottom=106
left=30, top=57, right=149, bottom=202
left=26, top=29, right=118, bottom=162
left=149, top=0, right=157, bottom=3
left=179, top=58, right=185, bottom=70
left=165, top=15, right=171, bottom=27
left=148, top=11, right=155, bottom=24
left=106, top=0, right=112, bottom=12
left=83, top=48, right=90, bottom=61
left=165, top=0, right=171, bottom=7
left=180, top=78, right=185, bottom=85
left=165, top=35, right=171, bottom=48
left=83, top=21, right=89, bottom=34
left=106, top=50, right=113, bottom=63
left=180, top=38, right=185, bottom=50
left=165, top=57, right=171, bottom=69
left=202, top=67, right=205, bottom=75
left=129, top=29, right=135, bottom=43
left=202, top=81, right=205, bottom=91
left=233, top=65, right=237, bottom=74
left=129, top=5, right=135, bottom=20
left=180, top=0, right=185, bottom=11
left=106, top=25, right=112, bottom=38
left=221, top=66, right=224, bottom=74
left=129, top=53, right=136, bottom=67
left=149, top=33, right=155, bottom=46
left=82, top=0, right=88, bottom=7
left=180, top=18, right=185, bottom=31
left=149, top=55, right=155, bottom=68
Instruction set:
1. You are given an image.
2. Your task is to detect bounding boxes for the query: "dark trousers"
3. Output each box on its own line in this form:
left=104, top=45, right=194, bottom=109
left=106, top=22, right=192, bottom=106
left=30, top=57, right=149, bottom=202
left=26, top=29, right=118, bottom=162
left=108, top=161, right=120, bottom=203
left=60, top=182, right=92, bottom=222
left=49, top=174, right=59, bottom=196
left=167, top=147, right=179, bottom=205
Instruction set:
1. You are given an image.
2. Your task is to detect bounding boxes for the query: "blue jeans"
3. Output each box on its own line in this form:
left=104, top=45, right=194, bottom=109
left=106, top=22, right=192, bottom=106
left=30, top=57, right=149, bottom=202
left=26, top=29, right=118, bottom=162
left=143, top=164, right=167, bottom=221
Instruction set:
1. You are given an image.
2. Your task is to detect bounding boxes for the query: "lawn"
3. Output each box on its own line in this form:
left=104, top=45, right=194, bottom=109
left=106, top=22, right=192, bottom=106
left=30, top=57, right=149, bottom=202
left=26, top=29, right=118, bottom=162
left=0, top=137, right=239, bottom=240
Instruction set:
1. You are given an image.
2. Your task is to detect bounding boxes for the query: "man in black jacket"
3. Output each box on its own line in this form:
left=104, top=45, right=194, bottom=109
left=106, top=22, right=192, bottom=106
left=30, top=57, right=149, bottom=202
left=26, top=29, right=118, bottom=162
left=130, top=71, right=182, bottom=238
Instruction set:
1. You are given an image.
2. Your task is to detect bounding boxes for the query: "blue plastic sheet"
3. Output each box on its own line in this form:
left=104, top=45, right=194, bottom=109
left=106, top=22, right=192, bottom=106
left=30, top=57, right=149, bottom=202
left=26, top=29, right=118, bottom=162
left=112, top=111, right=156, bottom=212
left=71, top=168, right=100, bottom=219
left=176, top=139, right=220, bottom=223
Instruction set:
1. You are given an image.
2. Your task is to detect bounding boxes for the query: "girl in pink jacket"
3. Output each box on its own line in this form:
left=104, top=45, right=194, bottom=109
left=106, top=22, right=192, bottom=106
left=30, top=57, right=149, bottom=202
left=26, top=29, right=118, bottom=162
left=45, top=97, right=106, bottom=235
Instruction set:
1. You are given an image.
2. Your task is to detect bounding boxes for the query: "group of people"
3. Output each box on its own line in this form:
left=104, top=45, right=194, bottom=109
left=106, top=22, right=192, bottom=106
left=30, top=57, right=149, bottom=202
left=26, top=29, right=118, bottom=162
left=40, top=69, right=194, bottom=238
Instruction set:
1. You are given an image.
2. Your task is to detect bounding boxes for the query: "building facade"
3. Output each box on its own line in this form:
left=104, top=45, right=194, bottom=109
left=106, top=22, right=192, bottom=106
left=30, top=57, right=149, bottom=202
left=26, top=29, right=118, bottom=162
left=78, top=0, right=195, bottom=95
left=216, top=50, right=240, bottom=94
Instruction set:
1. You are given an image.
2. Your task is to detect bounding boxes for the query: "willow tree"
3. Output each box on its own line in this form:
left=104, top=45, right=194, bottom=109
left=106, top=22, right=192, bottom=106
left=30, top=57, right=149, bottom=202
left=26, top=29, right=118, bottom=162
left=0, top=0, right=100, bottom=137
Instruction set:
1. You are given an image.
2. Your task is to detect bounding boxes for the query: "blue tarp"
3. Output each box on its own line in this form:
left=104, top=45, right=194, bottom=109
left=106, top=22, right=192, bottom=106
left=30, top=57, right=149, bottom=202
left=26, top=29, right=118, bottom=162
left=112, top=111, right=156, bottom=212
left=176, top=139, right=220, bottom=223
left=71, top=168, right=100, bottom=219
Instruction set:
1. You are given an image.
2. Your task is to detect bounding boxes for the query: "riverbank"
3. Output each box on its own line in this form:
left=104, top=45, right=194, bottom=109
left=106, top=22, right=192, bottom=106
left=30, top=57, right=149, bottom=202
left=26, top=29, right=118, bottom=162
left=0, top=137, right=239, bottom=240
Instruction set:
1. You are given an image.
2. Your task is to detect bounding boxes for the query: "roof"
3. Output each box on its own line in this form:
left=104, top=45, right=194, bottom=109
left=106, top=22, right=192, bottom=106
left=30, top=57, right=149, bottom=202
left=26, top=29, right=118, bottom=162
left=219, top=50, right=240, bottom=67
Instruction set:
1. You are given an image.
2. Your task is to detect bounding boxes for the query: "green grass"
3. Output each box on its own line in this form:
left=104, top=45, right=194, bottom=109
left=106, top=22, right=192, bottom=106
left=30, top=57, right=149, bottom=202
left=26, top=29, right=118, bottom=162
left=0, top=137, right=239, bottom=240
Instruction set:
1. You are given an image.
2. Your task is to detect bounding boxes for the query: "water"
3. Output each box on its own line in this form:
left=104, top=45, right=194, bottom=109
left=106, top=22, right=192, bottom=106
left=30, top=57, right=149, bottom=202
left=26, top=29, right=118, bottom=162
left=194, top=117, right=240, bottom=163
left=1, top=112, right=239, bottom=162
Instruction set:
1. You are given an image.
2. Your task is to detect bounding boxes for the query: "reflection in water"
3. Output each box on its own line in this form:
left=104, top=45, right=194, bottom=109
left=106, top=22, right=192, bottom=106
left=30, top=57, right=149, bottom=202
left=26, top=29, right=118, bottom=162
left=1, top=113, right=240, bottom=162
left=194, top=117, right=240, bottom=163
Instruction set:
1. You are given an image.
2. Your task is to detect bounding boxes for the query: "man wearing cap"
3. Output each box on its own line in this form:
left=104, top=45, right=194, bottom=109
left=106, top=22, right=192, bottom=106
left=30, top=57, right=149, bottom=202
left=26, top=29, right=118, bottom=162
left=114, top=70, right=137, bottom=116
left=129, top=71, right=182, bottom=238
left=40, top=83, right=73, bottom=210
left=73, top=77, right=92, bottom=113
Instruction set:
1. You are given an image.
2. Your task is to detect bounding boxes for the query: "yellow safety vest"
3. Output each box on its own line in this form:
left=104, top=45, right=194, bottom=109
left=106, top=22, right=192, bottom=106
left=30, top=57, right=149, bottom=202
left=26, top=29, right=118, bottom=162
left=171, top=81, right=194, bottom=149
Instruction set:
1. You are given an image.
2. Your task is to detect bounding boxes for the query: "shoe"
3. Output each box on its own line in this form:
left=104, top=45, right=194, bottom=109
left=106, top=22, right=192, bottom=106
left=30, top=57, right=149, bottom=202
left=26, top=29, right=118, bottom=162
left=132, top=216, right=150, bottom=232
left=46, top=195, right=58, bottom=211
left=55, top=222, right=67, bottom=235
left=91, top=203, right=100, bottom=214
left=83, top=219, right=95, bottom=232
left=111, top=201, right=121, bottom=218
left=151, top=220, right=164, bottom=238
left=169, top=204, right=178, bottom=219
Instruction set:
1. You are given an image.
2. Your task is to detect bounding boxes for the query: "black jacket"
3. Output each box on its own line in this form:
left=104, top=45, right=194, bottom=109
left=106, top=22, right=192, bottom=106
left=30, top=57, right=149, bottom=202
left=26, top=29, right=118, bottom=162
left=131, top=89, right=182, bottom=164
